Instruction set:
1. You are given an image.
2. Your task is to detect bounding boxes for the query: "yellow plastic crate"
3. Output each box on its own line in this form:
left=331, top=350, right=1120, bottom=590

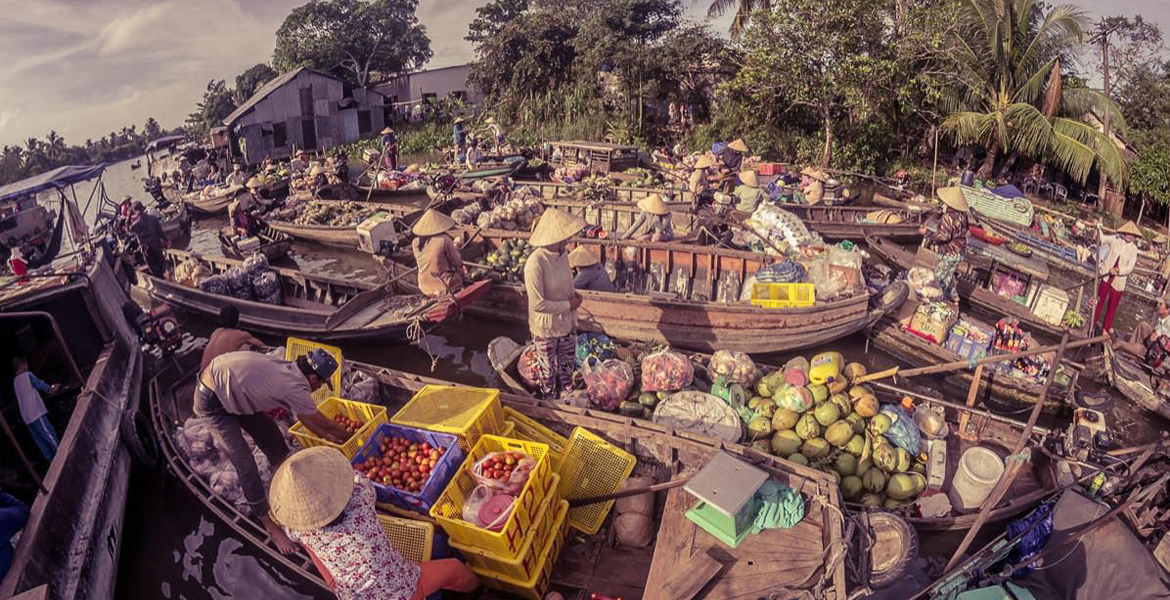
left=503, top=408, right=568, bottom=466
left=391, top=385, right=505, bottom=451
left=376, top=513, right=434, bottom=563
left=555, top=427, right=636, bottom=534
left=289, top=397, right=388, bottom=458
left=285, top=337, right=343, bottom=405
left=750, top=282, right=816, bottom=309
left=475, top=499, right=569, bottom=600
left=449, top=477, right=563, bottom=582
left=430, top=436, right=558, bottom=557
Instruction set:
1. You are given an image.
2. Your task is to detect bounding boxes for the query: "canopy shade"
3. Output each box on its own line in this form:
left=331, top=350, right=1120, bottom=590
left=145, top=135, right=185, bottom=151
left=0, top=165, right=106, bottom=203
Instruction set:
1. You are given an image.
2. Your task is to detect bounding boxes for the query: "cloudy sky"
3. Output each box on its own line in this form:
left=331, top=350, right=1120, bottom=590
left=0, top=0, right=1166, bottom=149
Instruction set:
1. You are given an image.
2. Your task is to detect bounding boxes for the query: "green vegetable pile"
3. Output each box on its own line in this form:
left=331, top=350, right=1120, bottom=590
left=615, top=167, right=661, bottom=188
left=289, top=201, right=378, bottom=227
left=472, top=239, right=536, bottom=283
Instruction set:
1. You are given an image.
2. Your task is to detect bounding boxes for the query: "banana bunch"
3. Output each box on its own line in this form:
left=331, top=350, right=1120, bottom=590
left=1062, top=310, right=1084, bottom=328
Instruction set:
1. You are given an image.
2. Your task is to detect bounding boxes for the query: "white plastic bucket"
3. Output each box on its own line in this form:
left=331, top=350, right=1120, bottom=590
left=948, top=446, right=1005, bottom=512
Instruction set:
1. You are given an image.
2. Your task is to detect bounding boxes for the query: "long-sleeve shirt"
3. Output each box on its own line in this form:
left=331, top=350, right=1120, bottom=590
left=733, top=185, right=765, bottom=213
left=453, top=126, right=467, bottom=148
left=1099, top=234, right=1138, bottom=291
left=927, top=209, right=969, bottom=256
left=412, top=235, right=463, bottom=297
left=689, top=169, right=709, bottom=195
left=524, top=248, right=576, bottom=338
left=618, top=212, right=672, bottom=241
left=132, top=212, right=166, bottom=249
left=574, top=264, right=616, bottom=292
left=718, top=147, right=743, bottom=172
left=13, top=371, right=50, bottom=424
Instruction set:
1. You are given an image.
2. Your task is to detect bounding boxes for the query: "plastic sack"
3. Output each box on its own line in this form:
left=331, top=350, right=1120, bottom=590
left=242, top=252, right=269, bottom=277
left=640, top=348, right=694, bottom=392
left=575, top=332, right=617, bottom=367
left=773, top=384, right=814, bottom=413
left=879, top=404, right=921, bottom=455
left=828, top=245, right=863, bottom=271
left=906, top=267, right=937, bottom=291
left=225, top=266, right=253, bottom=300
left=199, top=274, right=229, bottom=296
left=471, top=451, right=536, bottom=495
left=806, top=259, right=845, bottom=300
left=517, top=344, right=544, bottom=388
left=582, top=358, right=634, bottom=410
left=708, top=350, right=757, bottom=386
left=461, top=485, right=514, bottom=532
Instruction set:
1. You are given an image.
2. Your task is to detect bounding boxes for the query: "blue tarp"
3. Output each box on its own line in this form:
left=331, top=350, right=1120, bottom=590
left=993, top=184, right=1025, bottom=199
left=0, top=165, right=105, bottom=202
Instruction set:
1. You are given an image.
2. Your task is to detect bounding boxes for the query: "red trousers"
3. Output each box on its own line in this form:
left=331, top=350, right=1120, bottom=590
left=1092, top=277, right=1123, bottom=332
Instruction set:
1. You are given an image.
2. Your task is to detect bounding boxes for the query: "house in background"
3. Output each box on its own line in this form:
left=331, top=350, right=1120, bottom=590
left=223, top=66, right=388, bottom=166
left=375, top=64, right=483, bottom=119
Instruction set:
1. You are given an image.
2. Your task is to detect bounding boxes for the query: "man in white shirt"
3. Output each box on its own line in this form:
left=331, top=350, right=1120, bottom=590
left=11, top=357, right=61, bottom=461
left=1092, top=220, right=1140, bottom=334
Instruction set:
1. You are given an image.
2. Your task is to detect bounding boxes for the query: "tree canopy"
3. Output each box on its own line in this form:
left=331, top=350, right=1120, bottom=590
left=234, top=63, right=279, bottom=105
left=186, top=80, right=237, bottom=134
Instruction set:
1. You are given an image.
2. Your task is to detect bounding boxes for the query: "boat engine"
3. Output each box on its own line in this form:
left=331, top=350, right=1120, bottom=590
left=1064, top=407, right=1111, bottom=463
left=122, top=301, right=184, bottom=355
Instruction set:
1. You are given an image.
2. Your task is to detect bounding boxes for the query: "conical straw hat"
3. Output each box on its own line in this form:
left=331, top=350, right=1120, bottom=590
left=568, top=246, right=599, bottom=268
left=740, top=171, right=760, bottom=188
left=530, top=208, right=586, bottom=247
left=694, top=155, right=716, bottom=169
left=269, top=447, right=354, bottom=530
left=637, top=194, right=670, bottom=215
left=412, top=209, right=457, bottom=237
left=728, top=139, right=749, bottom=153
left=937, top=187, right=969, bottom=212
left=1117, top=221, right=1142, bottom=236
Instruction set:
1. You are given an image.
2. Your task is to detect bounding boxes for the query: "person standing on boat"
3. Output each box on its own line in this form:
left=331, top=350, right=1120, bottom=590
left=618, top=194, right=674, bottom=242
left=569, top=246, right=616, bottom=292
left=1092, top=221, right=1142, bottom=334
left=197, top=350, right=350, bottom=554
left=200, top=306, right=263, bottom=371
left=733, top=171, right=765, bottom=213
left=379, top=128, right=398, bottom=171
left=11, top=356, right=62, bottom=461
left=269, top=447, right=480, bottom=599
left=524, top=209, right=587, bottom=399
left=484, top=117, right=504, bottom=153
left=452, top=118, right=468, bottom=164
left=6, top=247, right=28, bottom=281
left=719, top=138, right=749, bottom=174
left=130, top=202, right=168, bottom=278
left=410, top=210, right=464, bottom=297
left=920, top=187, right=970, bottom=304
left=289, top=151, right=310, bottom=175
left=465, top=139, right=484, bottom=169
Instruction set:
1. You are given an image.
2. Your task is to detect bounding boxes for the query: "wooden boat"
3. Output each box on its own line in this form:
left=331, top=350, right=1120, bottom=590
left=133, top=249, right=490, bottom=343
left=868, top=314, right=1077, bottom=412
left=865, top=234, right=1072, bottom=341
left=267, top=199, right=420, bottom=247
left=513, top=179, right=695, bottom=205
left=159, top=202, right=192, bottom=239
left=777, top=204, right=928, bottom=241
left=395, top=232, right=903, bottom=353
left=350, top=182, right=430, bottom=202
left=217, top=224, right=293, bottom=260
left=1101, top=344, right=1170, bottom=421
left=184, top=186, right=238, bottom=216
left=150, top=347, right=860, bottom=600
left=456, top=156, right=526, bottom=180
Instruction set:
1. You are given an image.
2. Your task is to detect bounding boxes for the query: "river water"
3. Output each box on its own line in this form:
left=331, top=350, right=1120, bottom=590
left=73, top=156, right=1163, bottom=599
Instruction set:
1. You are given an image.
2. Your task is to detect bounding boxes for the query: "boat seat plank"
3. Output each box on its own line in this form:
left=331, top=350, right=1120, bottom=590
left=661, top=551, right=723, bottom=600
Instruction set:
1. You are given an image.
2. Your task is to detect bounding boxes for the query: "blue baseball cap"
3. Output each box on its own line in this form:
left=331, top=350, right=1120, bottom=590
left=304, top=348, right=337, bottom=389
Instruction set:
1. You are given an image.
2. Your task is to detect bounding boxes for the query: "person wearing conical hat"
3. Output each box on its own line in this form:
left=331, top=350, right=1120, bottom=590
left=270, top=447, right=480, bottom=600
left=380, top=127, right=399, bottom=171
left=1093, top=220, right=1142, bottom=334
left=483, top=116, right=504, bottom=153
left=799, top=167, right=827, bottom=205
left=524, top=208, right=586, bottom=399
left=410, top=209, right=464, bottom=297
left=618, top=194, right=674, bottom=242
left=689, top=155, right=718, bottom=203
left=452, top=118, right=468, bottom=163
left=718, top=138, right=749, bottom=174
left=920, top=187, right=970, bottom=304
left=569, top=246, right=615, bottom=292
left=290, top=150, right=310, bottom=174
left=733, top=170, right=765, bottom=213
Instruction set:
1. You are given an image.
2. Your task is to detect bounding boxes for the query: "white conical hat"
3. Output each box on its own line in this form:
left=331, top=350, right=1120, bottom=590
left=530, top=208, right=586, bottom=247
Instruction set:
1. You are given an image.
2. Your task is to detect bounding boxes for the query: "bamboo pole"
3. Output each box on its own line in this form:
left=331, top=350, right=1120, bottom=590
left=854, top=334, right=1107, bottom=383
left=942, top=332, right=1070, bottom=573
left=956, top=363, right=984, bottom=440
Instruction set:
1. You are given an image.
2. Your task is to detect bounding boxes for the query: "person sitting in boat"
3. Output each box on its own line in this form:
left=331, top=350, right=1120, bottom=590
left=6, top=247, right=28, bottom=280
left=206, top=163, right=221, bottom=184
left=228, top=194, right=261, bottom=238
left=290, top=150, right=310, bottom=175
left=307, top=165, right=327, bottom=196
left=618, top=194, right=674, bottom=242
left=920, top=187, right=970, bottom=304
left=379, top=127, right=399, bottom=171
left=569, top=246, right=616, bottom=292
left=796, top=167, right=827, bottom=205
left=689, top=155, right=718, bottom=208
left=733, top=171, right=765, bottom=213
left=452, top=118, right=468, bottom=163
left=0, top=487, right=29, bottom=580
left=261, top=157, right=276, bottom=174
left=200, top=306, right=263, bottom=371
left=465, top=139, right=484, bottom=169
left=225, top=164, right=246, bottom=187
left=1092, top=221, right=1142, bottom=334
left=411, top=210, right=465, bottom=297
left=268, top=447, right=480, bottom=600
left=197, top=349, right=350, bottom=555
left=718, top=138, right=749, bottom=176
left=131, top=202, right=168, bottom=277
left=331, top=150, right=349, bottom=184
left=524, top=209, right=587, bottom=399
left=179, top=157, right=194, bottom=192
left=1117, top=300, right=1170, bottom=362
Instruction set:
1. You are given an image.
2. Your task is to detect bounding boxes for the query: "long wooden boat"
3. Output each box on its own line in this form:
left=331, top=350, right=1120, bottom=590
left=457, top=157, right=526, bottom=180
left=150, top=346, right=860, bottom=600
left=217, top=224, right=293, bottom=261
left=1101, top=344, right=1170, bottom=421
left=490, top=336, right=1061, bottom=532
left=513, top=179, right=695, bottom=204
left=865, top=234, right=1072, bottom=341
left=184, top=186, right=238, bottom=216
left=396, top=231, right=904, bottom=353
left=159, top=202, right=192, bottom=239
left=133, top=249, right=489, bottom=343
left=267, top=200, right=420, bottom=247
left=867, top=314, right=1077, bottom=412
left=350, top=182, right=430, bottom=202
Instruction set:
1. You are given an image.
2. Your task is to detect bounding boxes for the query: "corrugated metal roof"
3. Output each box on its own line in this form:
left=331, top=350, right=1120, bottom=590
left=223, top=67, right=386, bottom=127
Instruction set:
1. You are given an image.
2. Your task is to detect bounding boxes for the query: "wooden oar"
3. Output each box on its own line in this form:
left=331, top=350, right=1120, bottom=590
left=568, top=477, right=691, bottom=508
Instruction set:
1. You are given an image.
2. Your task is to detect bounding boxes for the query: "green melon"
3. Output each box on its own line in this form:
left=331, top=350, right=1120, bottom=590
left=845, top=434, right=865, bottom=456
left=807, top=383, right=829, bottom=404
left=813, top=403, right=841, bottom=427
left=746, top=417, right=773, bottom=441
left=786, top=453, right=809, bottom=466
left=840, top=475, right=863, bottom=501
left=868, top=413, right=892, bottom=435
left=833, top=453, right=858, bottom=477
left=770, top=430, right=802, bottom=456
left=801, top=437, right=831, bottom=459
left=862, top=468, right=887, bottom=493
left=795, top=414, right=821, bottom=440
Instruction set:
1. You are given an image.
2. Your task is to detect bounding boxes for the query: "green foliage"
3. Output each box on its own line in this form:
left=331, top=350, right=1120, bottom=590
left=1117, top=60, right=1170, bottom=135
left=1, top=120, right=178, bottom=186
left=703, top=0, right=770, bottom=38
left=273, top=0, right=432, bottom=87
left=234, top=63, right=278, bottom=104
left=466, top=0, right=529, bottom=46
left=1130, top=143, right=1170, bottom=206
left=186, top=80, right=237, bottom=134
left=334, top=121, right=453, bottom=162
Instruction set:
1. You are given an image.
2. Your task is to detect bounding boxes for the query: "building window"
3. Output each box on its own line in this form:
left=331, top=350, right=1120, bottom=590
left=343, top=82, right=353, bottom=99
left=273, top=122, right=287, bottom=147
left=358, top=110, right=371, bottom=134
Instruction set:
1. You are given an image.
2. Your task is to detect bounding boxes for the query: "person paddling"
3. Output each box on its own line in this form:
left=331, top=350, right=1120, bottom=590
left=410, top=209, right=464, bottom=297
left=920, top=187, right=970, bottom=305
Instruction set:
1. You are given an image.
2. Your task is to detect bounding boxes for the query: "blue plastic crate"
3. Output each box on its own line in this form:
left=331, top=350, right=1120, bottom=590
left=352, top=423, right=466, bottom=515
left=945, top=332, right=990, bottom=361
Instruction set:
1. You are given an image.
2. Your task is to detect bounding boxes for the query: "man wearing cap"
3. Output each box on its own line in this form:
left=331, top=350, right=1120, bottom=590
left=290, top=151, right=310, bottom=175
left=380, top=128, right=398, bottom=171
left=452, top=118, right=468, bottom=163
left=920, top=187, right=970, bottom=304
left=225, top=165, right=247, bottom=187
left=411, top=209, right=464, bottom=297
left=130, top=201, right=168, bottom=277
left=197, top=350, right=350, bottom=554
left=618, top=194, right=674, bottom=242
left=569, top=246, right=616, bottom=292
left=733, top=171, right=765, bottom=213
left=524, top=209, right=587, bottom=399
left=1093, top=221, right=1141, bottom=334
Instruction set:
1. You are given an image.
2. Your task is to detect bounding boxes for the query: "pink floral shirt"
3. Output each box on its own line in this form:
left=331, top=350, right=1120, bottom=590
left=286, top=474, right=421, bottom=600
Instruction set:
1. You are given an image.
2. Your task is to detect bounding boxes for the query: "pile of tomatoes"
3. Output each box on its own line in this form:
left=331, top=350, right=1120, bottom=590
left=332, top=414, right=365, bottom=435
left=478, top=452, right=526, bottom=481
left=356, top=436, right=445, bottom=493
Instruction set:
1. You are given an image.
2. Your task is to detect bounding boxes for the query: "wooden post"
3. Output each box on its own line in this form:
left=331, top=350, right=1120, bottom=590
left=957, top=363, right=983, bottom=441
left=942, top=332, right=1070, bottom=573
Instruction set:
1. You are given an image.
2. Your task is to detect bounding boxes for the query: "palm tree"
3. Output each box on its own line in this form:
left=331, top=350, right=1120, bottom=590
left=701, top=0, right=769, bottom=38
left=943, top=0, right=1128, bottom=187
left=45, top=130, right=66, bottom=163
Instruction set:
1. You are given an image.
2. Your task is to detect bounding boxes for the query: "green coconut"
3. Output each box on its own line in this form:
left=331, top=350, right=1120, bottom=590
left=829, top=393, right=852, bottom=417
left=801, top=437, right=831, bottom=459
left=833, top=453, right=858, bottom=477
left=807, top=383, right=829, bottom=404
left=825, top=421, right=853, bottom=447
left=770, top=430, right=803, bottom=456
left=883, top=497, right=906, bottom=508
left=886, top=473, right=919, bottom=501
left=746, top=417, right=773, bottom=441
left=860, top=493, right=883, bottom=507
left=772, top=408, right=800, bottom=431
left=786, top=453, right=810, bottom=466
left=795, top=414, right=821, bottom=440
left=862, top=468, right=887, bottom=493
left=854, top=395, right=880, bottom=418
left=845, top=412, right=866, bottom=434
left=813, top=403, right=841, bottom=427
left=840, top=475, right=863, bottom=501
left=750, top=439, right=771, bottom=453
left=873, top=443, right=898, bottom=472
left=821, top=468, right=841, bottom=485
left=843, top=362, right=867, bottom=381
left=845, top=434, right=866, bottom=456
left=828, top=378, right=849, bottom=395
left=868, top=413, right=892, bottom=435
left=896, top=448, right=912, bottom=473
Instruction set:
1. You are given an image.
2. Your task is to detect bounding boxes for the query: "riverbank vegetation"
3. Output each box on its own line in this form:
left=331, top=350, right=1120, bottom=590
left=0, top=118, right=176, bottom=186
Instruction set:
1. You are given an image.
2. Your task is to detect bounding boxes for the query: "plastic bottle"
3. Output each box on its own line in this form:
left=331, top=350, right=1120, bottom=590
left=808, top=352, right=843, bottom=385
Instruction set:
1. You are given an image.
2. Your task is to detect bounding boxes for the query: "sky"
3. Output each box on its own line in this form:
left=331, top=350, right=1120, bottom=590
left=0, top=0, right=1166, bottom=150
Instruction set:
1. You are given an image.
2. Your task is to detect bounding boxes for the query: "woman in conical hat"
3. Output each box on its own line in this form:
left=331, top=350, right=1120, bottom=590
left=618, top=194, right=674, bottom=242
left=410, top=209, right=464, bottom=297
left=798, top=167, right=827, bottom=205
left=1093, top=220, right=1142, bottom=333
left=689, top=155, right=718, bottom=202
left=568, top=246, right=616, bottom=292
left=524, top=208, right=586, bottom=399
left=733, top=170, right=765, bottom=213
left=920, top=187, right=970, bottom=304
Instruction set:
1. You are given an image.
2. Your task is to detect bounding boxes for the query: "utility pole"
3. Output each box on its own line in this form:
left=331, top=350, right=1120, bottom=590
left=1099, top=33, right=1111, bottom=209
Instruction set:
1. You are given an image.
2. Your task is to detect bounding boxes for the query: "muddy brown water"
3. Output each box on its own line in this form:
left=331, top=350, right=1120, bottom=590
left=91, top=157, right=1164, bottom=599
